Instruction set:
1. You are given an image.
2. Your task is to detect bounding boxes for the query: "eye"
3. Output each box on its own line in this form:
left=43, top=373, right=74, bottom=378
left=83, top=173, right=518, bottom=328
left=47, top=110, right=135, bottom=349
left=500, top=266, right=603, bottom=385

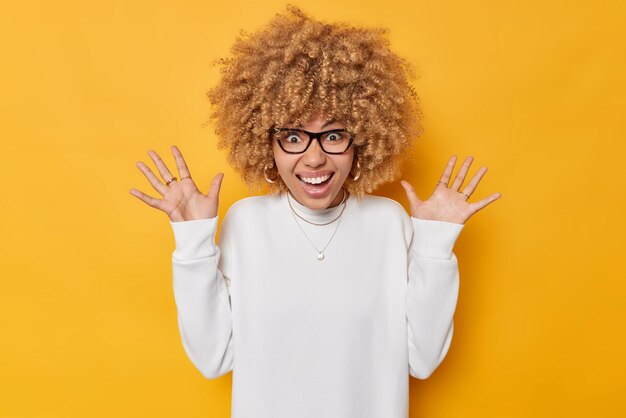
left=324, top=132, right=346, bottom=142
left=285, top=133, right=302, bottom=143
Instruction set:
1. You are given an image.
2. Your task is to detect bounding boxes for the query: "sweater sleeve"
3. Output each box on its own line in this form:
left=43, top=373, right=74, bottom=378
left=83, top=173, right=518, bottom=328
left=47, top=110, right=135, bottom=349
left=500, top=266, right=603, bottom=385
left=406, top=217, right=464, bottom=379
left=170, top=216, right=234, bottom=379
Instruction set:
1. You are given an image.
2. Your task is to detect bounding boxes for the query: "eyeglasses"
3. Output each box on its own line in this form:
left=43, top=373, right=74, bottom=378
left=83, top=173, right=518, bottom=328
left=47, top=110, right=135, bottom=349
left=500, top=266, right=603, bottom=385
left=271, top=127, right=355, bottom=154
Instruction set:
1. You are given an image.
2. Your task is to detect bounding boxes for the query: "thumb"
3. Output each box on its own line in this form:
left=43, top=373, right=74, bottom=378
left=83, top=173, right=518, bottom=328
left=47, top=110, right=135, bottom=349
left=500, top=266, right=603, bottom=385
left=207, top=172, right=224, bottom=202
left=400, top=180, right=421, bottom=213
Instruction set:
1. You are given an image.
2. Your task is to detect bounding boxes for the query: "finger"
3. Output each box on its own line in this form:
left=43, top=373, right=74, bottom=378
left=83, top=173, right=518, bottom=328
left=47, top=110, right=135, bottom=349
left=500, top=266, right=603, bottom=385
left=461, top=166, right=488, bottom=197
left=438, top=155, right=457, bottom=187
left=469, top=192, right=502, bottom=213
left=136, top=161, right=168, bottom=196
left=147, top=149, right=177, bottom=184
left=450, top=156, right=473, bottom=191
left=400, top=180, right=421, bottom=213
left=207, top=172, right=224, bottom=202
left=171, top=145, right=192, bottom=180
left=129, top=188, right=164, bottom=210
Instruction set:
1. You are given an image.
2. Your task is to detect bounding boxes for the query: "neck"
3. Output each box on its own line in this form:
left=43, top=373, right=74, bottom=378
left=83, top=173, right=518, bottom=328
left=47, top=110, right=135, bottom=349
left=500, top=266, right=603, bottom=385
left=327, top=188, right=347, bottom=209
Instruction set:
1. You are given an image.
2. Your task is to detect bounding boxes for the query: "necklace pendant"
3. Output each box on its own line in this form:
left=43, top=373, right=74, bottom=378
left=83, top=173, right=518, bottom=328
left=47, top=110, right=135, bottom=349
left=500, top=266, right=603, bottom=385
left=317, top=252, right=325, bottom=261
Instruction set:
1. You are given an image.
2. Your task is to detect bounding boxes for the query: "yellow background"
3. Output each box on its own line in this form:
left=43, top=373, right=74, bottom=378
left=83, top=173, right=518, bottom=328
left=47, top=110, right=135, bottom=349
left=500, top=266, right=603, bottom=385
left=1, top=0, right=624, bottom=417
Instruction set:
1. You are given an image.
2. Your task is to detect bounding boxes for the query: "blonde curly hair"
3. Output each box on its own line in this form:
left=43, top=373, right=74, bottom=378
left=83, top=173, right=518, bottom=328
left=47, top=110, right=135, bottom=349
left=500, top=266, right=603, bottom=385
left=204, top=4, right=423, bottom=197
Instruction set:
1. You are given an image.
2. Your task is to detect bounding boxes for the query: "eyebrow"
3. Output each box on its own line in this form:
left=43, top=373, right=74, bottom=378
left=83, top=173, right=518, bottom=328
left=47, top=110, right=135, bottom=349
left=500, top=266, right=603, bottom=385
left=322, top=119, right=337, bottom=128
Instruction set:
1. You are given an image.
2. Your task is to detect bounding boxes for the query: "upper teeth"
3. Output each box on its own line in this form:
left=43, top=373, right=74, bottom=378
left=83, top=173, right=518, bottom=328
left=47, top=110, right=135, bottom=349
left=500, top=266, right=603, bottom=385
left=299, top=174, right=332, bottom=184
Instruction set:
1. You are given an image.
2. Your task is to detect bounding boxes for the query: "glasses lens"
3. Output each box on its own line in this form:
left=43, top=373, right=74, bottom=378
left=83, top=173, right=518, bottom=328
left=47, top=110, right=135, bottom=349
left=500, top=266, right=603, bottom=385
left=278, top=130, right=308, bottom=153
left=277, top=129, right=352, bottom=153
left=320, top=131, right=352, bottom=153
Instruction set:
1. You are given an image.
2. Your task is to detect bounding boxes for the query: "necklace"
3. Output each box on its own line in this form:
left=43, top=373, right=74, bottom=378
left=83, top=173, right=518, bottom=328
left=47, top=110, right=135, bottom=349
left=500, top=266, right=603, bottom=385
left=286, top=192, right=348, bottom=261
left=287, top=189, right=348, bottom=226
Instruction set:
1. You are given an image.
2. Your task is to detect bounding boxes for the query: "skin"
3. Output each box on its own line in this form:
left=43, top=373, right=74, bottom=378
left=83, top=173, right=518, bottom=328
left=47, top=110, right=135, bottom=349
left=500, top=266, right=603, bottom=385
left=129, top=122, right=501, bottom=223
left=400, top=155, right=502, bottom=224
left=271, top=113, right=355, bottom=211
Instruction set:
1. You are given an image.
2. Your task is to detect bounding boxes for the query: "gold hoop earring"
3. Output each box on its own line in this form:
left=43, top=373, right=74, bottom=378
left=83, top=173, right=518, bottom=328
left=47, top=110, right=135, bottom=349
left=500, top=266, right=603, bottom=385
left=351, top=160, right=361, bottom=181
left=264, top=164, right=278, bottom=184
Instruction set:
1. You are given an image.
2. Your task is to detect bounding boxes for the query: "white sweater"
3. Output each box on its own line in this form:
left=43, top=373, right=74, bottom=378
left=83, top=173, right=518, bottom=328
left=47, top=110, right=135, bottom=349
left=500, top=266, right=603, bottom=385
left=170, top=191, right=464, bottom=418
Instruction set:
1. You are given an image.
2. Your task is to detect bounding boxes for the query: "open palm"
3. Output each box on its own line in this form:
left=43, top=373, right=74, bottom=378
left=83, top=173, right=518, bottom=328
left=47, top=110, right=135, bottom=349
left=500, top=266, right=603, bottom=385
left=129, top=145, right=224, bottom=222
left=401, top=155, right=501, bottom=225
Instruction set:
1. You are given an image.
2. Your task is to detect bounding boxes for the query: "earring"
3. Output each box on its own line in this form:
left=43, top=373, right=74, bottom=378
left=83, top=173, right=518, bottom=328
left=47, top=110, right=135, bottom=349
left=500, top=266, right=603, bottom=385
left=264, top=164, right=278, bottom=184
left=351, top=160, right=361, bottom=181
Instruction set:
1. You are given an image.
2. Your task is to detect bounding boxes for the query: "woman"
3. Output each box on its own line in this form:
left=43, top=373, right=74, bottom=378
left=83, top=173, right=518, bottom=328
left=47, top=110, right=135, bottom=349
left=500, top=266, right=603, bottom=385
left=130, top=5, right=500, bottom=418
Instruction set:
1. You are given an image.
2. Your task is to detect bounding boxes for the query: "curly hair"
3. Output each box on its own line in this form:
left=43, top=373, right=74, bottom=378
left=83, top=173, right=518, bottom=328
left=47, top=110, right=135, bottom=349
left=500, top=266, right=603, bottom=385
left=204, top=4, right=424, bottom=197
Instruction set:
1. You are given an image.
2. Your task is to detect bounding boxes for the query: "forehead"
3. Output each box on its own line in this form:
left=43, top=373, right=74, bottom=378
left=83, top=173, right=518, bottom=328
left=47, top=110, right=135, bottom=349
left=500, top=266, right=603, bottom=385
left=288, top=116, right=347, bottom=130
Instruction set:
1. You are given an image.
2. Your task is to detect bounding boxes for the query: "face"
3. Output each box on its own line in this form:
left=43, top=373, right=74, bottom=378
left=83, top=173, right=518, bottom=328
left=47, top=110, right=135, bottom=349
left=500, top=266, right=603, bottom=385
left=272, top=113, right=355, bottom=210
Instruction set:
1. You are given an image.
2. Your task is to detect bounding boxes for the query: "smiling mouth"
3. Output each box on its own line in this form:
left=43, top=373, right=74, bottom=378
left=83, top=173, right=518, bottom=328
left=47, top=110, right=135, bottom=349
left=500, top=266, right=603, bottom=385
left=296, top=173, right=334, bottom=186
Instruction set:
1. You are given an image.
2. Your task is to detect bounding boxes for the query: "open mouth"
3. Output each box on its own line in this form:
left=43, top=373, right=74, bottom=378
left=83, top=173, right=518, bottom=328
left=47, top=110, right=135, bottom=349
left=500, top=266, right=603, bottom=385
left=296, top=173, right=334, bottom=187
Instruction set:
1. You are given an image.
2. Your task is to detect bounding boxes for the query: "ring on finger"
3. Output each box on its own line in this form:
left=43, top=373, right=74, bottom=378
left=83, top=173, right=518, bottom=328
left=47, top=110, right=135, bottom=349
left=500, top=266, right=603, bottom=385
left=166, top=176, right=178, bottom=185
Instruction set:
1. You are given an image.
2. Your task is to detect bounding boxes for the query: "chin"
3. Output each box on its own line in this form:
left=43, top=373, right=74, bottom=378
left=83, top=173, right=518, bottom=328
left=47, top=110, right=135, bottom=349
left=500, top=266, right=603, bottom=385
left=303, top=195, right=336, bottom=210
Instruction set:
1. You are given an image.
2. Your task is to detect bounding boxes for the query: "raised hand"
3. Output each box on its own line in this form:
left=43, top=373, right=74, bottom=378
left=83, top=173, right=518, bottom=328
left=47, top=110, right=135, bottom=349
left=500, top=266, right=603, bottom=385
left=400, top=155, right=501, bottom=225
left=129, top=145, right=224, bottom=222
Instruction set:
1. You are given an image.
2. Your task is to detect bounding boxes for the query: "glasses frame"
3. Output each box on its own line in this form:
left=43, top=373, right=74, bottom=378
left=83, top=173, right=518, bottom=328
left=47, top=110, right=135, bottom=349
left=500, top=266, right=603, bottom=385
left=271, top=127, right=355, bottom=155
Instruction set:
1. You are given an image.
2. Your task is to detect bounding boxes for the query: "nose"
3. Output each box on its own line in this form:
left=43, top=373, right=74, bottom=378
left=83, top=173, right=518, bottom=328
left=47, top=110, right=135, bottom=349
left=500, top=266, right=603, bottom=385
left=302, top=138, right=326, bottom=167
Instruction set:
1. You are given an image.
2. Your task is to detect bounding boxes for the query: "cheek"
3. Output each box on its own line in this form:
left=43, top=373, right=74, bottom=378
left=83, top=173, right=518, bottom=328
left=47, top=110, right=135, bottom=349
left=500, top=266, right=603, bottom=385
left=272, top=151, right=298, bottom=178
left=270, top=145, right=284, bottom=170
left=337, top=154, right=355, bottom=176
